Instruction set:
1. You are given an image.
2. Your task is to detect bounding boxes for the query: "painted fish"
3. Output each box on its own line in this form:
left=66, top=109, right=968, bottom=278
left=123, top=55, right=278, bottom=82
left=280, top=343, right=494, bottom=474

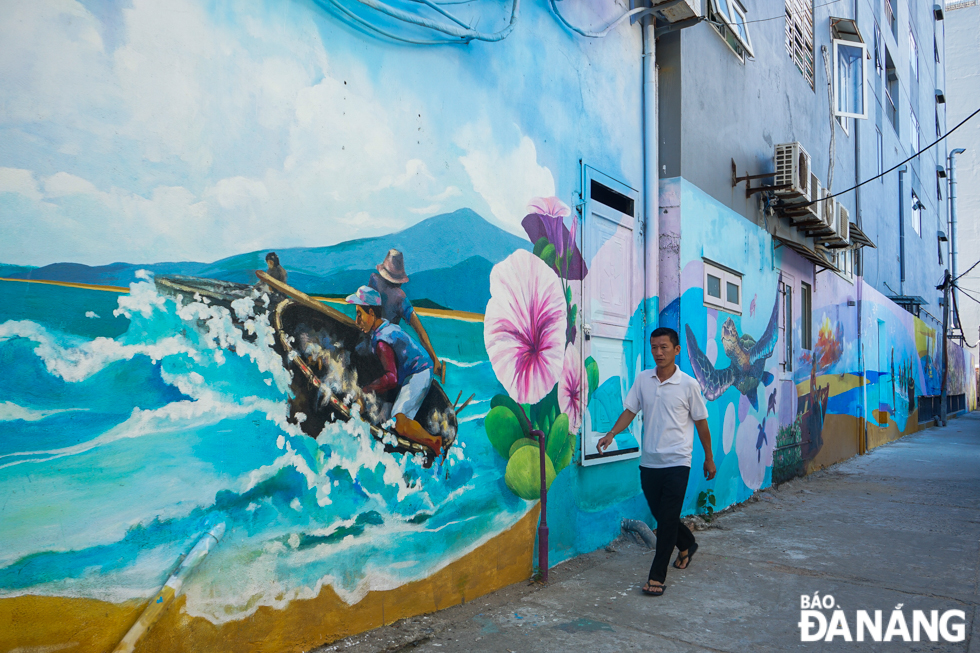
left=685, top=290, right=779, bottom=411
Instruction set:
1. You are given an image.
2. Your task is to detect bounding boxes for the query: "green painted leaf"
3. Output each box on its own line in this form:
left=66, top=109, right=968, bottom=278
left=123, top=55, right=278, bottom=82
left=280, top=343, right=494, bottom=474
left=540, top=243, right=557, bottom=268
left=555, top=429, right=575, bottom=474
left=584, top=356, right=600, bottom=401
left=504, top=446, right=557, bottom=500
left=484, top=406, right=525, bottom=460
left=489, top=394, right=530, bottom=437
left=533, top=237, right=550, bottom=257
left=565, top=285, right=572, bottom=303
left=532, top=386, right=560, bottom=434
left=509, top=437, right=539, bottom=458
left=546, top=413, right=569, bottom=464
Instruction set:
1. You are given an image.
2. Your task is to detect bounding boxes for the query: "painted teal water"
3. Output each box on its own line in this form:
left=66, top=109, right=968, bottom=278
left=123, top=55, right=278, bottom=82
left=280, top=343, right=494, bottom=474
left=0, top=279, right=527, bottom=622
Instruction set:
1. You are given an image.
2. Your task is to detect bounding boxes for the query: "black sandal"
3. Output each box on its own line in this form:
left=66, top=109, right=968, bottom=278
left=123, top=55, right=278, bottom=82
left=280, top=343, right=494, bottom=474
left=673, top=542, right=699, bottom=569
left=641, top=581, right=665, bottom=596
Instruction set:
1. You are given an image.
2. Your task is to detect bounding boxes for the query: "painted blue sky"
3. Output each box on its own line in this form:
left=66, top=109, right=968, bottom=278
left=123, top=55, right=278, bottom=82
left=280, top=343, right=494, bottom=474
left=0, top=0, right=640, bottom=266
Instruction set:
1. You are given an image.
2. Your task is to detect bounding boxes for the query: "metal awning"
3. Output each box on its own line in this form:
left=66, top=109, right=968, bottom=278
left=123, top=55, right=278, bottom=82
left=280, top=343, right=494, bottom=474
left=848, top=222, right=876, bottom=248
left=774, top=234, right=842, bottom=273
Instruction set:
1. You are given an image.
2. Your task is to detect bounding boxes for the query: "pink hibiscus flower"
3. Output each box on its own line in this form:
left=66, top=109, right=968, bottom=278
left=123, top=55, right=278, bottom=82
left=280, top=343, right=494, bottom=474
left=558, top=344, right=584, bottom=433
left=484, top=250, right=567, bottom=405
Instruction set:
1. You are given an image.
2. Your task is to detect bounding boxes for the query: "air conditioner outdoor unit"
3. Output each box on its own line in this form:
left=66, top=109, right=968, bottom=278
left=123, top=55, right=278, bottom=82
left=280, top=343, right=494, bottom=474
left=786, top=174, right=822, bottom=225
left=651, top=0, right=699, bottom=23
left=808, top=189, right=836, bottom=237
left=774, top=142, right=812, bottom=200
left=819, top=202, right=851, bottom=247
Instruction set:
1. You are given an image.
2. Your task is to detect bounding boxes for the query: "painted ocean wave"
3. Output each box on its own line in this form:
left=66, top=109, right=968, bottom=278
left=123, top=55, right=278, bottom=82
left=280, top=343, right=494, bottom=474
left=0, top=281, right=527, bottom=622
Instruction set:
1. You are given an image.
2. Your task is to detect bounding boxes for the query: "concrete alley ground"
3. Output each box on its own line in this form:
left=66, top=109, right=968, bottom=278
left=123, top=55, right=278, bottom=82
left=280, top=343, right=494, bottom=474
left=317, top=412, right=980, bottom=653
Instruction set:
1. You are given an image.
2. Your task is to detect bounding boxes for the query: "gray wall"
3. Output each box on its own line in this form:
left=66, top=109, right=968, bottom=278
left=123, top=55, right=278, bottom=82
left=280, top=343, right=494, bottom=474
left=658, top=0, right=949, bottom=326
left=946, top=0, right=980, bottom=350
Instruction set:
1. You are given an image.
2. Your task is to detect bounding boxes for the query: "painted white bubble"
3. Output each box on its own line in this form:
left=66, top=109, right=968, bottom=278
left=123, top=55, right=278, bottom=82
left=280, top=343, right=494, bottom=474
left=723, top=402, right=736, bottom=454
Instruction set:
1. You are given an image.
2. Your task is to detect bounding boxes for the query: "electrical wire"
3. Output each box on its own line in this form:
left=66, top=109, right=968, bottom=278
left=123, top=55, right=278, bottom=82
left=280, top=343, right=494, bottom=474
left=329, top=0, right=519, bottom=44
left=949, top=286, right=978, bottom=348
left=955, top=257, right=980, bottom=282
left=801, top=106, right=980, bottom=207
left=741, top=0, right=843, bottom=25
left=549, top=0, right=647, bottom=38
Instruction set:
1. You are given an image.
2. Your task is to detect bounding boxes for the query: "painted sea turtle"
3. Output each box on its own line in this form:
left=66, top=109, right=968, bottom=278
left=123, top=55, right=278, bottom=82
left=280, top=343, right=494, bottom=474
left=685, top=289, right=780, bottom=411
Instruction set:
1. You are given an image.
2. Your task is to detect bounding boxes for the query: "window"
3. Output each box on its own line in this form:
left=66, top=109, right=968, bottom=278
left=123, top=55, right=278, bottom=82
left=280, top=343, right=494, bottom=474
left=876, top=127, right=884, bottom=179
left=786, top=0, right=815, bottom=88
left=784, top=283, right=794, bottom=372
left=911, top=190, right=922, bottom=236
left=934, top=36, right=941, bottom=64
left=801, top=282, right=813, bottom=350
left=909, top=27, right=919, bottom=80
left=710, top=0, right=754, bottom=61
left=833, top=248, right=856, bottom=279
left=885, top=48, right=898, bottom=130
left=910, top=108, right=920, bottom=156
left=703, top=261, right=742, bottom=313
left=884, top=0, right=896, bottom=36
left=874, top=22, right=883, bottom=76
left=835, top=38, right=868, bottom=119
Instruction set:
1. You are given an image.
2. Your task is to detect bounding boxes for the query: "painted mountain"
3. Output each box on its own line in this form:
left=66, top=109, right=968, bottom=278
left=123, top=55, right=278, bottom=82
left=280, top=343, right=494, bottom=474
left=1, top=209, right=530, bottom=314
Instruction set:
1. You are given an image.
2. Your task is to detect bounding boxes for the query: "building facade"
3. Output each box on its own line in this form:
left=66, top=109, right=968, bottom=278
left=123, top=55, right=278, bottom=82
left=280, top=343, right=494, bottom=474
left=945, top=0, right=980, bottom=353
left=0, top=1, right=975, bottom=651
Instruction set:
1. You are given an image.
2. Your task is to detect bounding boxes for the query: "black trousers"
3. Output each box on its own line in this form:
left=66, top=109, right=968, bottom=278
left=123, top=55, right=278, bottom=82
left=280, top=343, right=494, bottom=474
left=640, top=465, right=695, bottom=583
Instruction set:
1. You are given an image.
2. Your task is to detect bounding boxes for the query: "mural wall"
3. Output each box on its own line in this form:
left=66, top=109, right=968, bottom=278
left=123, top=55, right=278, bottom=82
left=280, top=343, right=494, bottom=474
left=0, top=1, right=649, bottom=651
left=665, top=177, right=978, bottom=514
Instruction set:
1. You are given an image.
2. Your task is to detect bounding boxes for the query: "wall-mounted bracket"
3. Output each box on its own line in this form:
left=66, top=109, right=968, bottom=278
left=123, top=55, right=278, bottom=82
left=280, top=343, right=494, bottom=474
left=731, top=159, right=788, bottom=198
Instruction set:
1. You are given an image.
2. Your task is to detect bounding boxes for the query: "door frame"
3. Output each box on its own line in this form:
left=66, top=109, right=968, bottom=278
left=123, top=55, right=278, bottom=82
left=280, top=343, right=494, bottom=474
left=579, top=164, right=642, bottom=466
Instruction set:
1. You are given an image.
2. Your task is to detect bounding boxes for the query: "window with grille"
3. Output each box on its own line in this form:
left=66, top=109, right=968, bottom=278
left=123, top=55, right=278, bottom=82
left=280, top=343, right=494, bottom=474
left=909, top=27, right=919, bottom=80
left=785, top=0, right=814, bottom=89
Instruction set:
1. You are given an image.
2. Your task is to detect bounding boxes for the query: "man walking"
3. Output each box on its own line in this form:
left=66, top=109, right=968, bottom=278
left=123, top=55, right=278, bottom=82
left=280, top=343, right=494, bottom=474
left=597, top=327, right=715, bottom=596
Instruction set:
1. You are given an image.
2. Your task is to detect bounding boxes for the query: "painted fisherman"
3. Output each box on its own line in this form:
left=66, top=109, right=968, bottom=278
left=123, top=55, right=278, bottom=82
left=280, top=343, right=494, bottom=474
left=596, top=326, right=715, bottom=597
left=368, top=249, right=445, bottom=379
left=346, top=285, right=443, bottom=459
left=265, top=252, right=288, bottom=283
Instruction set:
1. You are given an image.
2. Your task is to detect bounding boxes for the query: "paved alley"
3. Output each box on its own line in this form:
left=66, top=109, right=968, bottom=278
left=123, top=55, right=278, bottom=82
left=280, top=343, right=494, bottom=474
left=322, top=412, right=980, bottom=652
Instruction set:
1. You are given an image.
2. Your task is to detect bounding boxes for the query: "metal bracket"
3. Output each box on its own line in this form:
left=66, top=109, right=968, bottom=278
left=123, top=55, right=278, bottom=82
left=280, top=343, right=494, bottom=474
left=730, top=159, right=789, bottom=198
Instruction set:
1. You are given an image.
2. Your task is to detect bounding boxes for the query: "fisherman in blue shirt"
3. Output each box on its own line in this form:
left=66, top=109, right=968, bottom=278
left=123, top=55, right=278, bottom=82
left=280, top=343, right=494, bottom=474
left=347, top=285, right=442, bottom=457
left=368, top=249, right=444, bottom=379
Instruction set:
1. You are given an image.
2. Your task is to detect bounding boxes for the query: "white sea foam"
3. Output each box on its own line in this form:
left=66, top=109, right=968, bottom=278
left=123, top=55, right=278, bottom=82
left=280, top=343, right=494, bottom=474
left=85, top=311, right=99, bottom=319
left=0, top=401, right=87, bottom=422
left=441, top=358, right=487, bottom=368
left=0, top=320, right=196, bottom=383
left=0, top=390, right=281, bottom=470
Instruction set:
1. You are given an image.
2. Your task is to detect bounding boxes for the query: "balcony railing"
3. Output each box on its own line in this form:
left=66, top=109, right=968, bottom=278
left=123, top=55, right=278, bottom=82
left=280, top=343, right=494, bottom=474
left=884, top=0, right=896, bottom=36
left=885, top=86, right=897, bottom=130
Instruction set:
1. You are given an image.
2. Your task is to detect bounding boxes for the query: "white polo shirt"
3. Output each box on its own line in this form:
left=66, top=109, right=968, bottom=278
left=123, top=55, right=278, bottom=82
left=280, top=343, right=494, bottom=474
left=623, top=366, right=709, bottom=468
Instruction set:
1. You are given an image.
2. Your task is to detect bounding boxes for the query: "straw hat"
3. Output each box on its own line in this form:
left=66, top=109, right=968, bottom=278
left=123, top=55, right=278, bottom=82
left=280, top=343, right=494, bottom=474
left=376, top=249, right=409, bottom=284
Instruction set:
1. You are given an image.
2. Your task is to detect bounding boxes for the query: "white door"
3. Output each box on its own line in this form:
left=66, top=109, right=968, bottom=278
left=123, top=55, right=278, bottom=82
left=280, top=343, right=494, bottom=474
left=581, top=170, right=642, bottom=466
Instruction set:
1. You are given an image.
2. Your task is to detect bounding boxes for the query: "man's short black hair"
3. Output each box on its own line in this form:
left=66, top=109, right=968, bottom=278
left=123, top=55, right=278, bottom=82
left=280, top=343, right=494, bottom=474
left=359, top=304, right=383, bottom=320
left=265, top=252, right=279, bottom=264
left=650, top=327, right=680, bottom=347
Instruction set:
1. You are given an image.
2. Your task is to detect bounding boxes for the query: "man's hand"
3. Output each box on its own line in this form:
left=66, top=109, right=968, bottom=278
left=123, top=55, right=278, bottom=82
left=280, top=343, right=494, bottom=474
left=596, top=432, right=615, bottom=454
left=703, top=458, right=716, bottom=481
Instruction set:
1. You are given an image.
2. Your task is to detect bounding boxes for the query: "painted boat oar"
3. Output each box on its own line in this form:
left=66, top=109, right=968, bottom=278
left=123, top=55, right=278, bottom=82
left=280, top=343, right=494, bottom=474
left=111, top=522, right=226, bottom=653
left=255, top=270, right=354, bottom=326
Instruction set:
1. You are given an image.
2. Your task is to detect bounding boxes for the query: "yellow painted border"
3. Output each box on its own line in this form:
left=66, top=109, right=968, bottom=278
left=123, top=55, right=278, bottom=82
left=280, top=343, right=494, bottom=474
left=0, top=277, right=485, bottom=322
left=0, top=507, right=538, bottom=653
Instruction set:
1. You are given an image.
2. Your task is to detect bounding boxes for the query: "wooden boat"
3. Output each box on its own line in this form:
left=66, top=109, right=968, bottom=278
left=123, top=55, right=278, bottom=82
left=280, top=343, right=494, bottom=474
left=155, top=272, right=460, bottom=466
left=154, top=274, right=273, bottom=311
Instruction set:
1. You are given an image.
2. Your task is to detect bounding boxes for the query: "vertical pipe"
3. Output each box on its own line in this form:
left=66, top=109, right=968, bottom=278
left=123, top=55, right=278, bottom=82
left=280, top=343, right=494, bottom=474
left=949, top=148, right=965, bottom=324
left=940, top=271, right=950, bottom=426
left=642, top=7, right=659, bottom=356
left=898, top=167, right=906, bottom=293
left=534, top=428, right=548, bottom=581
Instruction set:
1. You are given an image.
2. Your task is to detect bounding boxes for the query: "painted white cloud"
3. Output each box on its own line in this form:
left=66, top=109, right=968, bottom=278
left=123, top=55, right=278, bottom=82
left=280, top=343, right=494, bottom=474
left=0, top=168, right=43, bottom=201
left=0, top=0, right=465, bottom=265
left=456, top=121, right=555, bottom=236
